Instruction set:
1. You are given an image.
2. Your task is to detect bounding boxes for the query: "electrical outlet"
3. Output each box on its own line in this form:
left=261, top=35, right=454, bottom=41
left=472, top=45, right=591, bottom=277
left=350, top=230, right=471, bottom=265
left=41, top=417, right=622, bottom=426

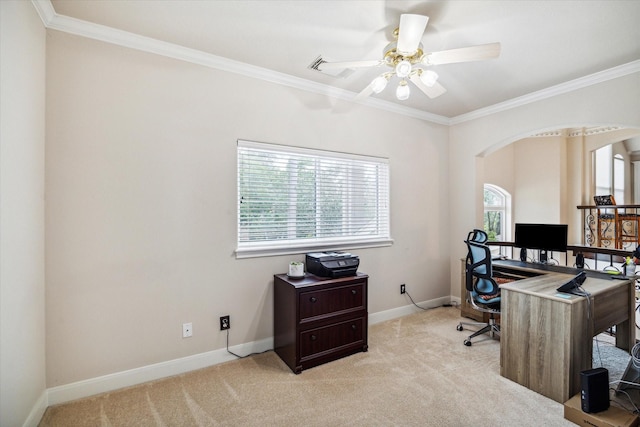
left=182, top=322, right=193, bottom=338
left=220, top=315, right=230, bottom=330
left=400, top=284, right=406, bottom=294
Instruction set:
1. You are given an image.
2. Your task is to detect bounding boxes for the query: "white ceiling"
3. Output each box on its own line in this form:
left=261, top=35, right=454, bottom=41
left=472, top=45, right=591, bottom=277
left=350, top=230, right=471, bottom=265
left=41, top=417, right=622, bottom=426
left=49, top=0, right=640, bottom=120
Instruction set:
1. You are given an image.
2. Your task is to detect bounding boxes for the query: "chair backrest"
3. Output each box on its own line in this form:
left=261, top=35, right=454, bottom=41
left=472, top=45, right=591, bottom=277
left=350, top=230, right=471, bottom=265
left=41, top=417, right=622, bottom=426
left=594, top=195, right=616, bottom=206
left=464, top=230, right=497, bottom=295
left=467, top=229, right=488, bottom=244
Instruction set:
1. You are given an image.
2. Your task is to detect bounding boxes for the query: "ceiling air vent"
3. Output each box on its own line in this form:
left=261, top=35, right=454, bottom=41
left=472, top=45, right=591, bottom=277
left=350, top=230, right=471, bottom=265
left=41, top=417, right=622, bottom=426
left=308, top=55, right=355, bottom=79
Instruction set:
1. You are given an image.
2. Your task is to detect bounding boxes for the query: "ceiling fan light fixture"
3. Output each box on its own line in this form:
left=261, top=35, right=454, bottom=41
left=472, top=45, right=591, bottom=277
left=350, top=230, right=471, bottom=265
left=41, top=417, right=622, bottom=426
left=395, top=60, right=412, bottom=78
left=396, top=80, right=410, bottom=100
left=420, top=69, right=439, bottom=87
left=371, top=75, right=389, bottom=94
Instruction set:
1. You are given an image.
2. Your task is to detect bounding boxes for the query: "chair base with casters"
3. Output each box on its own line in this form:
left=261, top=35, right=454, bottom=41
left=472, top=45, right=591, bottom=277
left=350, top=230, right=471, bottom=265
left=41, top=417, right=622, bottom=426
left=457, top=296, right=500, bottom=346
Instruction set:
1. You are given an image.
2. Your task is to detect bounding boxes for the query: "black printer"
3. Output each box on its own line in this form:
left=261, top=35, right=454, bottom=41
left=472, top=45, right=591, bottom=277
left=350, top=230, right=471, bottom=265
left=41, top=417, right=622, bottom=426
left=306, top=251, right=359, bottom=278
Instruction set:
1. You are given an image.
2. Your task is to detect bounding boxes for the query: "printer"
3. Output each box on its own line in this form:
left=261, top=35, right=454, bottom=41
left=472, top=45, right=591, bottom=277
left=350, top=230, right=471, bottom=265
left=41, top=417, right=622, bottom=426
left=306, top=251, right=359, bottom=278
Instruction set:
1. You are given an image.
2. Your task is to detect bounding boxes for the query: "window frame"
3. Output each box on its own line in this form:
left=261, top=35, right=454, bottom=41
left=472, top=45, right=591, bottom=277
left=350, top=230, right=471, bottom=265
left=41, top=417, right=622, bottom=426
left=483, top=184, right=511, bottom=243
left=236, top=140, right=393, bottom=259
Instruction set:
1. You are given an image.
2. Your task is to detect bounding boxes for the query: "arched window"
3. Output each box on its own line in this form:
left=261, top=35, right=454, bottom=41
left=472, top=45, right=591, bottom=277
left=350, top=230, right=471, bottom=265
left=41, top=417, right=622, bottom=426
left=483, top=184, right=511, bottom=242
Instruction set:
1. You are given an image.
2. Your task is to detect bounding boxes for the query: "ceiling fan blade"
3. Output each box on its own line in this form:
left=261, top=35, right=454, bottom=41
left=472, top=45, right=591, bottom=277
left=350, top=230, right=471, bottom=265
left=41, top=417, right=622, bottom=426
left=354, top=82, right=375, bottom=101
left=423, top=42, right=501, bottom=65
left=396, top=14, right=429, bottom=55
left=319, top=59, right=384, bottom=71
left=409, top=73, right=447, bottom=99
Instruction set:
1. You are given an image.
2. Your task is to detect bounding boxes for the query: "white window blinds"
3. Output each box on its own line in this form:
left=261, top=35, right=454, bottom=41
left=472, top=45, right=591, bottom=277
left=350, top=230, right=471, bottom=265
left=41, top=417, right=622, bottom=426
left=237, top=140, right=391, bottom=257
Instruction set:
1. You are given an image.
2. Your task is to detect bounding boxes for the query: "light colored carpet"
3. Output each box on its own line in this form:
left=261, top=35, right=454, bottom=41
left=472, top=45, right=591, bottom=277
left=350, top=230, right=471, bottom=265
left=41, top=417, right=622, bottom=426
left=39, top=307, right=633, bottom=426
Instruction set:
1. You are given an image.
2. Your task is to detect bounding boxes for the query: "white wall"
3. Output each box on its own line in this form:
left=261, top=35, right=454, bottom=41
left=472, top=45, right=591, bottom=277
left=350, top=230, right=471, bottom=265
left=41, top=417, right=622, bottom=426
left=449, top=72, right=640, bottom=298
left=483, top=136, right=566, bottom=231
left=45, top=30, right=451, bottom=388
left=483, top=143, right=515, bottom=198
left=0, top=2, right=47, bottom=426
left=512, top=137, right=567, bottom=224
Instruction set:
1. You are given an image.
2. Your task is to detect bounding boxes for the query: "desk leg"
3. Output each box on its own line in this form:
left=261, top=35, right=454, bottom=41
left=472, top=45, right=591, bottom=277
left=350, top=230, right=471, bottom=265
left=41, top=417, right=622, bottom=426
left=615, top=280, right=636, bottom=352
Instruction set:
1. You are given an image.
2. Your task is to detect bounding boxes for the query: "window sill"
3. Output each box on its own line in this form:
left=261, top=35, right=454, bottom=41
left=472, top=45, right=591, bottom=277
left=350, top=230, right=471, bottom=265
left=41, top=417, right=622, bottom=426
left=235, top=238, right=394, bottom=259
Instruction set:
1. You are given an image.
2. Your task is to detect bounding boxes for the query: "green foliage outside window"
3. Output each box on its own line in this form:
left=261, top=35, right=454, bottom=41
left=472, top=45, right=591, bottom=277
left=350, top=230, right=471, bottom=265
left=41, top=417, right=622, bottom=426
left=483, top=186, right=505, bottom=242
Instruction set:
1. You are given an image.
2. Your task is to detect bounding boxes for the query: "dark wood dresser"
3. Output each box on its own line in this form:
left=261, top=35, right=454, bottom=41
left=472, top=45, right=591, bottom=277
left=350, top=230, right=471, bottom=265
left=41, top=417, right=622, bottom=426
left=273, top=272, right=368, bottom=374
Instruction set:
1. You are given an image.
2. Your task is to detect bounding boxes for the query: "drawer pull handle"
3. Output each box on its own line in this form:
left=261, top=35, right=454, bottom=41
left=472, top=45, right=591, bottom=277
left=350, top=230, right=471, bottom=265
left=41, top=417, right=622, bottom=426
left=310, top=335, right=317, bottom=341
left=310, top=297, right=317, bottom=303
left=351, top=324, right=357, bottom=330
left=351, top=289, right=357, bottom=295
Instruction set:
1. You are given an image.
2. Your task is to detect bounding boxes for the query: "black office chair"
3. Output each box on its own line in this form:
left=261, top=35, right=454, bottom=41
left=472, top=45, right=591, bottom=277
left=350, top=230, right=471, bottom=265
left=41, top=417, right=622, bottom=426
left=457, top=229, right=502, bottom=346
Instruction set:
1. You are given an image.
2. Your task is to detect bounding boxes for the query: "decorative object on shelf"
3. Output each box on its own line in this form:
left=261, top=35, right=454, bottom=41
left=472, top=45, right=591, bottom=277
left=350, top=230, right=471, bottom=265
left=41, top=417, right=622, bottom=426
left=623, top=256, right=636, bottom=276
left=288, top=262, right=304, bottom=278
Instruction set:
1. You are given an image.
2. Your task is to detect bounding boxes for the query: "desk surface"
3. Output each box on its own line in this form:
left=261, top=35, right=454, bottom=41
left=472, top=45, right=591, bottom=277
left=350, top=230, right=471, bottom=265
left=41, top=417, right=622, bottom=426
left=493, top=258, right=621, bottom=278
left=494, top=260, right=631, bottom=304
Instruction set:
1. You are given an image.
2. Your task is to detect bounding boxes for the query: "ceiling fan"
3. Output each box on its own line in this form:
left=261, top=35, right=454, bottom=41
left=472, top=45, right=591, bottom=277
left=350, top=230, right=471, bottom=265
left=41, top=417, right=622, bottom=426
left=318, top=14, right=501, bottom=101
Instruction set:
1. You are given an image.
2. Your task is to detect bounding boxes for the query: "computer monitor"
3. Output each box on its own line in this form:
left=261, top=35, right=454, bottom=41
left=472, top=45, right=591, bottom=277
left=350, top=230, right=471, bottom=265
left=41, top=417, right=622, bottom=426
left=514, top=223, right=568, bottom=257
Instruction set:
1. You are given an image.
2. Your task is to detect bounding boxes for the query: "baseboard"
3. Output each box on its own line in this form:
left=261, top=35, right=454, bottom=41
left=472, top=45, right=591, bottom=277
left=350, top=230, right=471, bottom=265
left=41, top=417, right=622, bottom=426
left=22, top=390, right=48, bottom=427
left=47, top=337, right=273, bottom=406
left=46, top=296, right=454, bottom=407
left=369, top=296, right=452, bottom=324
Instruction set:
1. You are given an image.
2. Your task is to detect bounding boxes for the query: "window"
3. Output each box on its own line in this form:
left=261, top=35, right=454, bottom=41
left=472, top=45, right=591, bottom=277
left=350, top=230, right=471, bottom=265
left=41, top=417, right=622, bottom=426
left=594, top=145, right=612, bottom=197
left=614, top=154, right=624, bottom=204
left=594, top=145, right=625, bottom=204
left=237, top=140, right=391, bottom=258
left=483, top=184, right=511, bottom=242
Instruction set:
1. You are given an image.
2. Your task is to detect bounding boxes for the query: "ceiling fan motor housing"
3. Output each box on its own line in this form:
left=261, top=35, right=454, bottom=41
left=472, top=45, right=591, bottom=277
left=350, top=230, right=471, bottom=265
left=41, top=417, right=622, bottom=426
left=383, top=41, right=425, bottom=68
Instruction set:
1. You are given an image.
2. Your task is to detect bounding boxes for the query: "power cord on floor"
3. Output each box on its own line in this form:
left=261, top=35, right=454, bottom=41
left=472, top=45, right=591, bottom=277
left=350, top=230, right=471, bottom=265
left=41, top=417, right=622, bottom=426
left=631, top=341, right=640, bottom=370
left=593, top=335, right=604, bottom=368
left=608, top=387, right=640, bottom=415
left=405, top=289, right=457, bottom=311
left=598, top=337, right=640, bottom=415
left=226, top=329, right=271, bottom=359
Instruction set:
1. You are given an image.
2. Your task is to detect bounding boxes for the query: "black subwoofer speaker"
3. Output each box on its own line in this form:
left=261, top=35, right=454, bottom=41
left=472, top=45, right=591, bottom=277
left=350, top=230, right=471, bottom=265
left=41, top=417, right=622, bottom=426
left=580, top=367, right=609, bottom=413
left=576, top=253, right=585, bottom=268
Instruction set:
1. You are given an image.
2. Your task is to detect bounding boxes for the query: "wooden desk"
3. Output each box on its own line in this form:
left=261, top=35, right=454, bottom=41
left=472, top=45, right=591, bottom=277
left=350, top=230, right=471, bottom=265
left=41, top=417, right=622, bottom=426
left=495, top=261, right=635, bottom=403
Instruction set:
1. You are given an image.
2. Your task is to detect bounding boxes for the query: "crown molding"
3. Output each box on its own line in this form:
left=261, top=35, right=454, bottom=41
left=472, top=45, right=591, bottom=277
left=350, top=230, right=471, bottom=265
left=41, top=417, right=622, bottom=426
left=31, top=0, right=55, bottom=26
left=531, top=130, right=566, bottom=138
left=450, top=60, right=640, bottom=125
left=31, top=0, right=638, bottom=128
left=530, top=126, right=625, bottom=138
left=31, top=0, right=450, bottom=126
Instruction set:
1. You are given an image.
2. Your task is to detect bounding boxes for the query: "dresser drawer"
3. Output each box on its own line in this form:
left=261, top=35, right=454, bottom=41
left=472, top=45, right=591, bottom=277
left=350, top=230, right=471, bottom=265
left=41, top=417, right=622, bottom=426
left=299, top=282, right=365, bottom=320
left=299, top=317, right=366, bottom=359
